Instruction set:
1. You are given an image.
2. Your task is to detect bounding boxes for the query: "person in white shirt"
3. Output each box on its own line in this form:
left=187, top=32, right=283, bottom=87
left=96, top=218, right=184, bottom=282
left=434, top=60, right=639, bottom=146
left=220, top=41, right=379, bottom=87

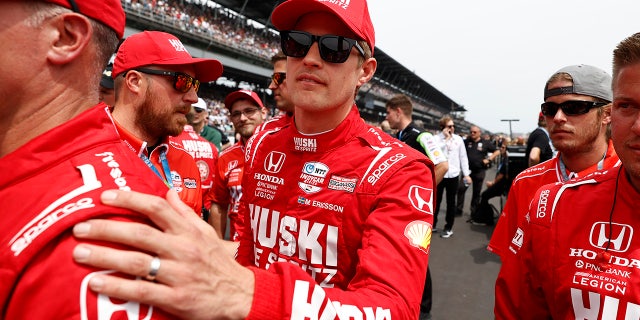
left=434, top=116, right=471, bottom=238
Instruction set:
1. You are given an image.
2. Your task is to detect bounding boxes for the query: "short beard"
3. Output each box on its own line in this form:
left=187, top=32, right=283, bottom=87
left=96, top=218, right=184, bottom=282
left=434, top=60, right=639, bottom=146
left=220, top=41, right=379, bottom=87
left=137, top=88, right=186, bottom=141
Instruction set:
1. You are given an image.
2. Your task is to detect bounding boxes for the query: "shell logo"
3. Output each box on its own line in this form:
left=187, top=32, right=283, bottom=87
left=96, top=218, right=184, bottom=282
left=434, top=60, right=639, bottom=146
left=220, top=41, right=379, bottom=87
left=404, top=220, right=432, bottom=254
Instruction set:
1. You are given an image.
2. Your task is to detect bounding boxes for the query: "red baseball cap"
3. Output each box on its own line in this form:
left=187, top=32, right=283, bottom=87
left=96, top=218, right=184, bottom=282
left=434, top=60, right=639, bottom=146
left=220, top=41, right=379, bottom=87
left=44, top=0, right=125, bottom=39
left=112, top=31, right=224, bottom=82
left=224, top=90, right=265, bottom=110
left=271, top=0, right=375, bottom=55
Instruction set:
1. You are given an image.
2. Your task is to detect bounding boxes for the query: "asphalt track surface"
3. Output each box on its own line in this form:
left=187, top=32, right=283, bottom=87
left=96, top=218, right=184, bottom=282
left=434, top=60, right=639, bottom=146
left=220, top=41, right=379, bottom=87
left=429, top=166, right=502, bottom=320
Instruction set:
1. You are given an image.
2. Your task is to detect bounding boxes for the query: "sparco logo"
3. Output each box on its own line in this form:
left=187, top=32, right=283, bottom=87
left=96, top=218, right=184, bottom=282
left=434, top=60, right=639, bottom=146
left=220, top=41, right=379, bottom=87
left=367, top=153, right=406, bottom=185
left=11, top=198, right=95, bottom=256
left=536, top=189, right=550, bottom=218
left=590, top=222, right=633, bottom=252
left=264, top=151, right=286, bottom=173
left=408, top=185, right=433, bottom=214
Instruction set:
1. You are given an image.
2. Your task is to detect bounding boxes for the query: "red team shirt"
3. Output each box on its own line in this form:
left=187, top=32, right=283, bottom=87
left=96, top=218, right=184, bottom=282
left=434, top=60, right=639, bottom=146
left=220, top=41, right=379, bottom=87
left=0, top=105, right=173, bottom=319
left=114, top=120, right=203, bottom=214
left=206, top=141, right=247, bottom=241
left=170, top=125, right=218, bottom=209
left=507, top=166, right=640, bottom=319
left=237, top=106, right=435, bottom=319
left=490, top=140, right=620, bottom=318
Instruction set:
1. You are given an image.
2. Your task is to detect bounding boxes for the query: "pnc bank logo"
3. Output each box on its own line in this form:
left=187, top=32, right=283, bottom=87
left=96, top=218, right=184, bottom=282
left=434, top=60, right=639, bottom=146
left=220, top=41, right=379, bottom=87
left=264, top=151, right=286, bottom=173
left=590, top=222, right=633, bottom=253
left=408, top=185, right=433, bottom=214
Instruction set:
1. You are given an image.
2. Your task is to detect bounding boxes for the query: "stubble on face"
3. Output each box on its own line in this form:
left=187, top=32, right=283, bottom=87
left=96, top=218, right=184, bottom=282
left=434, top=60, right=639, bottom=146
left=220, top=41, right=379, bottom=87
left=548, top=110, right=603, bottom=155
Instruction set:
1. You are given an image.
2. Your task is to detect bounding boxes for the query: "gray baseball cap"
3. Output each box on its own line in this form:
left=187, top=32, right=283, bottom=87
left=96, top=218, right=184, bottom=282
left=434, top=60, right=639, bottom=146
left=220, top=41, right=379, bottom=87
left=544, top=64, right=612, bottom=102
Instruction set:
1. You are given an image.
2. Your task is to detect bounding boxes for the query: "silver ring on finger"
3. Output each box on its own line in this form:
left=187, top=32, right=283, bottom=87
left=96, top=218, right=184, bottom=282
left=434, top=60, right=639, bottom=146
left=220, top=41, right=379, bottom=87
left=145, top=256, right=161, bottom=281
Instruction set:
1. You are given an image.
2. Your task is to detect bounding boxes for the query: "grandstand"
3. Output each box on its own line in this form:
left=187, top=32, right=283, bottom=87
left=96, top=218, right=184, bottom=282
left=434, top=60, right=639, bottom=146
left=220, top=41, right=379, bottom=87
left=122, top=0, right=482, bottom=133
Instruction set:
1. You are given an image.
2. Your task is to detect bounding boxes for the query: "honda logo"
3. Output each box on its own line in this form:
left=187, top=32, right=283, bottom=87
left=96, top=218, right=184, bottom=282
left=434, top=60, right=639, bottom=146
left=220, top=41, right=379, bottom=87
left=227, top=160, right=238, bottom=172
left=590, top=222, right=633, bottom=253
left=408, top=185, right=433, bottom=214
left=264, top=151, right=286, bottom=173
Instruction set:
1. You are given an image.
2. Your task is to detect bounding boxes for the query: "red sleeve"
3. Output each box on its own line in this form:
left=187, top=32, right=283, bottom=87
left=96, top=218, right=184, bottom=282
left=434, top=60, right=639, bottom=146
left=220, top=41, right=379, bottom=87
left=488, top=179, right=522, bottom=257
left=496, top=186, right=554, bottom=319
left=245, top=161, right=432, bottom=319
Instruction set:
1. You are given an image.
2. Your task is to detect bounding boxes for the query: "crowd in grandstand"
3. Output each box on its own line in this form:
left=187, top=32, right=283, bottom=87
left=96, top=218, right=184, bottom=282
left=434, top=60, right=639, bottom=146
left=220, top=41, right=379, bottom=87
left=124, top=0, right=280, bottom=60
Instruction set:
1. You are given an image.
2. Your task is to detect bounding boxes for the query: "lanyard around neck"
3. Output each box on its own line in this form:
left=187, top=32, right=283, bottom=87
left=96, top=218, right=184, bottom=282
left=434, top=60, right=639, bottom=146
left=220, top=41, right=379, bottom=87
left=558, top=147, right=606, bottom=182
left=140, top=147, right=173, bottom=189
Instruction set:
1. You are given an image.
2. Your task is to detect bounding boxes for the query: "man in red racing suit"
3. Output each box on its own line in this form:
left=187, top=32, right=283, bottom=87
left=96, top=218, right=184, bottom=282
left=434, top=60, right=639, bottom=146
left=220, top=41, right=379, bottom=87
left=0, top=105, right=173, bottom=319
left=489, top=64, right=620, bottom=318
left=504, top=166, right=640, bottom=319
left=237, top=105, right=435, bottom=319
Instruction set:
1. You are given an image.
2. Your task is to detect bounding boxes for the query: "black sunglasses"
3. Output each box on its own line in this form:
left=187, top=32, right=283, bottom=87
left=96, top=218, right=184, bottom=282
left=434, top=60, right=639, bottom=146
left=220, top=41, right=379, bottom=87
left=541, top=100, right=607, bottom=117
left=271, top=72, right=286, bottom=86
left=280, top=30, right=365, bottom=64
left=133, top=68, right=200, bottom=93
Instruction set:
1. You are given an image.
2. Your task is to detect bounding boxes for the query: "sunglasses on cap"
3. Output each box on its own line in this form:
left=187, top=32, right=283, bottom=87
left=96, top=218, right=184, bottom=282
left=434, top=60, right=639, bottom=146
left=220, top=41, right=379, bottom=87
left=271, top=72, right=286, bottom=86
left=540, top=100, right=607, bottom=117
left=280, top=30, right=365, bottom=64
left=133, top=68, right=200, bottom=93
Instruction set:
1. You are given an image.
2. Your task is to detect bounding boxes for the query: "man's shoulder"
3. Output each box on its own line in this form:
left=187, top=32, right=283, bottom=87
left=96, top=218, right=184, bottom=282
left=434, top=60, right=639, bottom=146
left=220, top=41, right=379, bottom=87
left=513, top=159, right=557, bottom=183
